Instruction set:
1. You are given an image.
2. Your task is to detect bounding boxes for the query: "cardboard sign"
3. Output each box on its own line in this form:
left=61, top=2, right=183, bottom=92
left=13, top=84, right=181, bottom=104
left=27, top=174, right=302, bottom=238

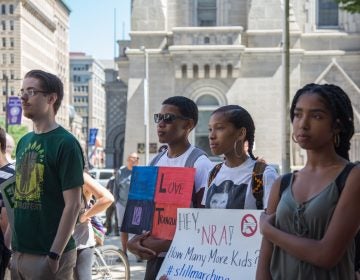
left=154, top=167, right=195, bottom=204
left=128, top=166, right=158, bottom=200
left=0, top=176, right=15, bottom=230
left=121, top=166, right=195, bottom=240
left=156, top=209, right=262, bottom=280
left=121, top=200, right=154, bottom=234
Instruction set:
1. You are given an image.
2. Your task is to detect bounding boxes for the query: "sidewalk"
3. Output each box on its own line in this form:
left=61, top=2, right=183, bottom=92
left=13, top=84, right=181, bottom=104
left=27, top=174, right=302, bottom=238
left=102, top=233, right=146, bottom=280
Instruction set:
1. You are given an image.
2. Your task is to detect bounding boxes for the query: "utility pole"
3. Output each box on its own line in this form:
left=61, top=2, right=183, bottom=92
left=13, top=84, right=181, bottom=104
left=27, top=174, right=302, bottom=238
left=281, top=0, right=291, bottom=173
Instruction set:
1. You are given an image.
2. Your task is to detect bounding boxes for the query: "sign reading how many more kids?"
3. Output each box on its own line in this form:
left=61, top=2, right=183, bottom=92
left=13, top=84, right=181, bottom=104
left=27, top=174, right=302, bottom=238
left=156, top=209, right=262, bottom=280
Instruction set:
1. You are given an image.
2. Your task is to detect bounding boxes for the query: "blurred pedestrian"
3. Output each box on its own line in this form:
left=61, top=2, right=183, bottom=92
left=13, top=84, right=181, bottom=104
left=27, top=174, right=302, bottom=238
left=115, top=152, right=139, bottom=256
left=73, top=169, right=113, bottom=280
left=104, top=169, right=119, bottom=236
left=11, top=70, right=84, bottom=279
left=5, top=134, right=15, bottom=163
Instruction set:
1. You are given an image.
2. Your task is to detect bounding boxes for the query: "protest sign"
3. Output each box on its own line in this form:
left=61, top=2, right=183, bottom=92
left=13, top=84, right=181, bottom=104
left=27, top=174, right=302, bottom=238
left=157, top=209, right=262, bottom=280
left=121, top=166, right=195, bottom=239
left=152, top=167, right=195, bottom=240
left=0, top=176, right=15, bottom=230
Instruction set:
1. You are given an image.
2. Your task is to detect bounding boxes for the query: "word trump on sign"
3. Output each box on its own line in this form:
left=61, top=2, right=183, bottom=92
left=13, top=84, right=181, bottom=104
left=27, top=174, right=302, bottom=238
left=157, top=209, right=262, bottom=280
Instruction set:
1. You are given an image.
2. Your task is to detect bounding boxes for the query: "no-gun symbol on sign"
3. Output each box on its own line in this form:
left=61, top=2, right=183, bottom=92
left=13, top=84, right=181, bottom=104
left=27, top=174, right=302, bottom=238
left=241, top=214, right=257, bottom=237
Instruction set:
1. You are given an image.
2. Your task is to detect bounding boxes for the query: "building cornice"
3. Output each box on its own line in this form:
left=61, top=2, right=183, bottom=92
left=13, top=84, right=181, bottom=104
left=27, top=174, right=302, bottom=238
left=21, top=0, right=56, bottom=32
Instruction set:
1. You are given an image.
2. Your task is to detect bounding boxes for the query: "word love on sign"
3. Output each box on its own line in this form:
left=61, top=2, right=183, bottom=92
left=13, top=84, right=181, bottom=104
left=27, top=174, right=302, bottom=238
left=152, top=167, right=195, bottom=240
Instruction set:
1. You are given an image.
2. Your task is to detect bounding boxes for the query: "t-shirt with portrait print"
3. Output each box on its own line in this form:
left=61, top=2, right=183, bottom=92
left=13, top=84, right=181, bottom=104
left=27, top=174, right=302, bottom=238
left=202, top=157, right=278, bottom=209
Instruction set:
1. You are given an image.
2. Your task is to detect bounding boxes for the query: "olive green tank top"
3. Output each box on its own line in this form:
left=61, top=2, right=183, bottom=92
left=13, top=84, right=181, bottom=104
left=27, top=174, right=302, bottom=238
left=270, top=172, right=355, bottom=280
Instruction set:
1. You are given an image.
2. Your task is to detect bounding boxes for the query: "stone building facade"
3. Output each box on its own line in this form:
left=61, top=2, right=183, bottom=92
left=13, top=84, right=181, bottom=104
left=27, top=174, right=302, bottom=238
left=102, top=59, right=128, bottom=169
left=121, top=0, right=360, bottom=169
left=0, top=0, right=71, bottom=130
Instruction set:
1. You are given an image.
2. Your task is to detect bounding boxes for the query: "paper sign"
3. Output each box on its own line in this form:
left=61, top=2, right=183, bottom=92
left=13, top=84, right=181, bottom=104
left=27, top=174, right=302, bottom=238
left=154, top=167, right=195, bottom=204
left=152, top=203, right=178, bottom=240
left=128, top=166, right=158, bottom=200
left=120, top=200, right=154, bottom=234
left=156, top=209, right=262, bottom=280
left=0, top=176, right=15, bottom=231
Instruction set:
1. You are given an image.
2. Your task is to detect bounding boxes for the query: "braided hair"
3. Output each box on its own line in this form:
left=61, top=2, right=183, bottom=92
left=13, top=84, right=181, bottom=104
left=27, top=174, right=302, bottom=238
left=290, top=83, right=354, bottom=160
left=212, top=105, right=257, bottom=160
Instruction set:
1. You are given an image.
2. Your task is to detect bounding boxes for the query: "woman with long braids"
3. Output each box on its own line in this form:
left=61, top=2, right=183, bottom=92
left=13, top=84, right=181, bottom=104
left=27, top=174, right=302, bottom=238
left=202, top=105, right=278, bottom=209
left=256, top=84, right=360, bottom=280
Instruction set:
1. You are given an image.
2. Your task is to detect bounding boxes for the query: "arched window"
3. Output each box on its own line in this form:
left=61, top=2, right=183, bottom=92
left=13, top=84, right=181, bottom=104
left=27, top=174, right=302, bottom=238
left=181, top=64, right=187, bottom=78
left=193, top=64, right=199, bottom=79
left=215, top=64, right=221, bottom=78
left=204, top=64, right=210, bottom=78
left=195, top=94, right=220, bottom=155
left=227, top=64, right=233, bottom=78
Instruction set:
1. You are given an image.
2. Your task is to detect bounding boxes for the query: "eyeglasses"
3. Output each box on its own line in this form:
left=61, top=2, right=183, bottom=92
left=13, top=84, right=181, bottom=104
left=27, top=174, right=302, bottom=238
left=154, top=113, right=191, bottom=124
left=18, top=89, right=48, bottom=98
left=129, top=156, right=139, bottom=161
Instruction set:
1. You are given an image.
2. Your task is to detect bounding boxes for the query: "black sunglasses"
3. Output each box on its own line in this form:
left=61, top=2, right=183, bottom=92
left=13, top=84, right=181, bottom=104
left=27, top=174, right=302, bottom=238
left=154, top=113, right=191, bottom=124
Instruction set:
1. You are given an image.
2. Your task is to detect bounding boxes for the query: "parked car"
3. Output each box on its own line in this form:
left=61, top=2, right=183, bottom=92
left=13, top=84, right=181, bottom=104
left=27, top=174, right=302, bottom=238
left=89, top=168, right=114, bottom=187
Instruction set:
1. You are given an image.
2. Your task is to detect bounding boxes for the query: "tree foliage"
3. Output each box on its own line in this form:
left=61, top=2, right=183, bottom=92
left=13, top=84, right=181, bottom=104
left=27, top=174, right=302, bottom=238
left=336, top=0, right=360, bottom=13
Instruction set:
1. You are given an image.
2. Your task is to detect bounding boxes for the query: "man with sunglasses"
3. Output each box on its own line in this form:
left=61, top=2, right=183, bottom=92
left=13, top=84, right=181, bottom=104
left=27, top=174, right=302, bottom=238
left=128, top=96, right=213, bottom=279
left=113, top=152, right=140, bottom=258
left=11, top=70, right=84, bottom=279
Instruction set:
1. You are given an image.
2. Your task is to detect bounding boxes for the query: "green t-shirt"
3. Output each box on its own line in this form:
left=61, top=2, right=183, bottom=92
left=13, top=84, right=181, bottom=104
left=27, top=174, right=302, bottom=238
left=12, top=126, right=84, bottom=255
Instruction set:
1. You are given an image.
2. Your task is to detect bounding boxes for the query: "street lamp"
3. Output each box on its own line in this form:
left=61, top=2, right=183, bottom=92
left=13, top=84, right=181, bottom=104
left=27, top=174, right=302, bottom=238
left=140, top=46, right=150, bottom=164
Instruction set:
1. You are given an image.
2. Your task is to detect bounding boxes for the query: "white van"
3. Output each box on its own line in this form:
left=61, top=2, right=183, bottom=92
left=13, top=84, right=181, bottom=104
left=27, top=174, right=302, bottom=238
left=89, top=168, right=114, bottom=187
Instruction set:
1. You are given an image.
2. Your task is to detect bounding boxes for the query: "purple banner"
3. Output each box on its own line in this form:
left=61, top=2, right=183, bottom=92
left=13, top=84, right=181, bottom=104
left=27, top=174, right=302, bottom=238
left=7, top=97, right=22, bottom=125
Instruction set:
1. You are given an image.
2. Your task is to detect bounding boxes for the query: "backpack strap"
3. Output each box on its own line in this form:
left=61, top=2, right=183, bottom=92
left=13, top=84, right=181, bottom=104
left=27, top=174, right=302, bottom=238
left=207, top=163, right=223, bottom=188
left=335, top=162, right=356, bottom=194
left=184, top=147, right=207, bottom=167
left=279, top=173, right=293, bottom=198
left=251, top=161, right=267, bottom=210
left=149, top=150, right=167, bottom=166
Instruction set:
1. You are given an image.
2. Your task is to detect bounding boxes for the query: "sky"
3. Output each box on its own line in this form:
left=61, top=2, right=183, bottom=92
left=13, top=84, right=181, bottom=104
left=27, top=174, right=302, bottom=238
left=65, top=0, right=131, bottom=60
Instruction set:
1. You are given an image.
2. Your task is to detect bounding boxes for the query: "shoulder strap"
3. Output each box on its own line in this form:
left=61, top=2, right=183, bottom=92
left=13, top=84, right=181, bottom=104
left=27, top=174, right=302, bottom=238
left=185, top=147, right=207, bottom=167
left=336, top=162, right=356, bottom=194
left=279, top=173, right=293, bottom=198
left=149, top=150, right=167, bottom=166
left=207, top=163, right=223, bottom=188
left=252, top=161, right=267, bottom=210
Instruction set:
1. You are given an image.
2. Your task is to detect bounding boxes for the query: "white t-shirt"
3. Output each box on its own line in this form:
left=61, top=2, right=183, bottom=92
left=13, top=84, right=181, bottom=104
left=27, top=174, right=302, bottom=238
left=202, top=157, right=278, bottom=209
left=154, top=145, right=214, bottom=193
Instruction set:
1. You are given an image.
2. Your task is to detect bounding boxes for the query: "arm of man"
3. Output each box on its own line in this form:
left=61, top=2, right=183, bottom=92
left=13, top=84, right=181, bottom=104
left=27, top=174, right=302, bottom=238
left=47, top=187, right=81, bottom=273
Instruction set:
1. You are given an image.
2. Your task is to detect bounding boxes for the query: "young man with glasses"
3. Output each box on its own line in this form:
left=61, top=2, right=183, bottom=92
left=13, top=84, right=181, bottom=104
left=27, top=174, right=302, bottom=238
left=11, top=70, right=84, bottom=279
left=127, top=96, right=213, bottom=279
left=113, top=152, right=140, bottom=258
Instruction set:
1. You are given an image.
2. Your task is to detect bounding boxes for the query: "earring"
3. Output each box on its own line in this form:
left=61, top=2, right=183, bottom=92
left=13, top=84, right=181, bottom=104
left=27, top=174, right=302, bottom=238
left=292, top=133, right=298, bottom=143
left=234, top=140, right=243, bottom=158
left=334, top=134, right=340, bottom=148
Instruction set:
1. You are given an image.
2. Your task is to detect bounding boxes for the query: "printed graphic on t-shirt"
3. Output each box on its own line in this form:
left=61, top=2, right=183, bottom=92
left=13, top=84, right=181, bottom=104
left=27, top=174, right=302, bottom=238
left=205, top=180, right=247, bottom=209
left=15, top=141, right=44, bottom=210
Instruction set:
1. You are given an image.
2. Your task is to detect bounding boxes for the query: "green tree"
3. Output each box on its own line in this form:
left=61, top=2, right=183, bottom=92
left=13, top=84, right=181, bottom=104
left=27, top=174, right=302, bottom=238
left=336, top=0, right=360, bottom=13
